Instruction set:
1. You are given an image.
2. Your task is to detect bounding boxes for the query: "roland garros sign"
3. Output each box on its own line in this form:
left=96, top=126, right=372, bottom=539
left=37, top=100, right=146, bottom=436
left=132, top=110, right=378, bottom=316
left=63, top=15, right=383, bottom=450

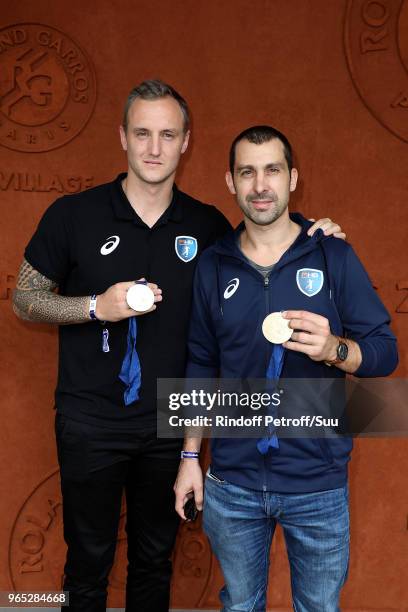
left=345, top=0, right=408, bottom=142
left=0, top=23, right=96, bottom=152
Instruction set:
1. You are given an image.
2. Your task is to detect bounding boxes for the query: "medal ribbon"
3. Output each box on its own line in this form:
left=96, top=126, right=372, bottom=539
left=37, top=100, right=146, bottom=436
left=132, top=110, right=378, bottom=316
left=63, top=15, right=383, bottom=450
left=257, top=343, right=285, bottom=454
left=119, top=316, right=141, bottom=405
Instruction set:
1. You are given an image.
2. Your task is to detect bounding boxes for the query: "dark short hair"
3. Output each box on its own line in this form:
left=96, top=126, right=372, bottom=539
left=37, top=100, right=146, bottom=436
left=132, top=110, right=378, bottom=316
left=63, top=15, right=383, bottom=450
left=123, top=79, right=190, bottom=132
left=229, top=125, right=293, bottom=175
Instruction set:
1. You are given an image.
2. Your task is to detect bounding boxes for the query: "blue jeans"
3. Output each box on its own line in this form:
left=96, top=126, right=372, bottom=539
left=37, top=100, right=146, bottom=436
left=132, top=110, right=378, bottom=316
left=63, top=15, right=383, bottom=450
left=203, top=472, right=349, bottom=612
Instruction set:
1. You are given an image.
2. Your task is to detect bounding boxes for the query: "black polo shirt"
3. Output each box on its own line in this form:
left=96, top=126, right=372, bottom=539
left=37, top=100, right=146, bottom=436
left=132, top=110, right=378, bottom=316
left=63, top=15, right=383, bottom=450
left=25, top=173, right=231, bottom=430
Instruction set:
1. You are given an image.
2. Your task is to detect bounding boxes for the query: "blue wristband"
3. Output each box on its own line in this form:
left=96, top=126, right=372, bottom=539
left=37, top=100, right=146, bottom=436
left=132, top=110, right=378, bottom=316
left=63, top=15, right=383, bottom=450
left=89, top=294, right=98, bottom=321
left=181, top=451, right=200, bottom=459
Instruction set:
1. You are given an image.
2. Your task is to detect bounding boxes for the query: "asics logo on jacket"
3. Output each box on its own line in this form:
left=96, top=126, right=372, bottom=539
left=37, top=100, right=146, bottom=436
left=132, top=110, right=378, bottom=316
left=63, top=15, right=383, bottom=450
left=224, top=278, right=240, bottom=299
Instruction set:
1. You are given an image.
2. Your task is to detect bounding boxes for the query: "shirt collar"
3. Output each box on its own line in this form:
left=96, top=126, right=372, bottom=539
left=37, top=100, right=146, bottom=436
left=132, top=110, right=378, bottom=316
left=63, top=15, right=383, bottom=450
left=110, top=172, right=184, bottom=226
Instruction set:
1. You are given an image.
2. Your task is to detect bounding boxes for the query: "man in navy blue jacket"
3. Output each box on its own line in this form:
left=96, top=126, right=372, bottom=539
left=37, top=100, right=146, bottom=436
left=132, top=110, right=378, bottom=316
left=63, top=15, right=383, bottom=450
left=174, top=126, right=398, bottom=611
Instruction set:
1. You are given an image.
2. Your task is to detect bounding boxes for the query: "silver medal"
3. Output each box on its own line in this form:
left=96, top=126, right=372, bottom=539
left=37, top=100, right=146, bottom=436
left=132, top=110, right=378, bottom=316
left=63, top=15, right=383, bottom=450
left=126, top=283, right=155, bottom=312
left=262, top=312, right=293, bottom=344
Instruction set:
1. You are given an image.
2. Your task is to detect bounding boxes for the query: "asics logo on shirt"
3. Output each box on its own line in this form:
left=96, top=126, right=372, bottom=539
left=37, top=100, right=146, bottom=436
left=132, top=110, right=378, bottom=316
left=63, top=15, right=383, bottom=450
left=224, top=278, right=240, bottom=299
left=100, top=235, right=120, bottom=255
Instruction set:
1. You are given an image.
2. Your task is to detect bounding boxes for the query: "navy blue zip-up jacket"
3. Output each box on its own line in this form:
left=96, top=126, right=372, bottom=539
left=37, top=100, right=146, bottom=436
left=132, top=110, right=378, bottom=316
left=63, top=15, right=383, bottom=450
left=186, top=213, right=398, bottom=493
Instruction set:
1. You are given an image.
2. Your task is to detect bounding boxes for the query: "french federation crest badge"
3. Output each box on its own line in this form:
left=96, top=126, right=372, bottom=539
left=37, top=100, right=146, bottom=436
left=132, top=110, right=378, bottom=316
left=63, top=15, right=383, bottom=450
left=296, top=268, right=324, bottom=297
left=175, top=236, right=198, bottom=262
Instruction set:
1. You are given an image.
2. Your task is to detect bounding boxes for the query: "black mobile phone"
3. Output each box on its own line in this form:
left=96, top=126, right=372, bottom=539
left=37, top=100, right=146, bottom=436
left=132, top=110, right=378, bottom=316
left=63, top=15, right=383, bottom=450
left=184, top=496, right=198, bottom=522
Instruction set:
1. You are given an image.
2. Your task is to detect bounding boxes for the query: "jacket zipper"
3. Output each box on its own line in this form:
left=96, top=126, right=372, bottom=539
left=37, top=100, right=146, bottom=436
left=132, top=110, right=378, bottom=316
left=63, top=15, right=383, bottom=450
left=263, top=274, right=271, bottom=491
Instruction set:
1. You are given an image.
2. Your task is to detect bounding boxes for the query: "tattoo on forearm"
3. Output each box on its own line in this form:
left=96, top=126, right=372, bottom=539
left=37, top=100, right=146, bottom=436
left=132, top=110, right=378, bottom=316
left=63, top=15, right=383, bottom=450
left=16, top=259, right=58, bottom=291
left=13, top=259, right=89, bottom=325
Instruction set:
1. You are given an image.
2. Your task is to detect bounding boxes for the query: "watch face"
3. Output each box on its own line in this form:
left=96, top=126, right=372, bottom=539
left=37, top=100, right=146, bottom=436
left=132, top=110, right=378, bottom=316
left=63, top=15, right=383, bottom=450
left=338, top=342, right=348, bottom=361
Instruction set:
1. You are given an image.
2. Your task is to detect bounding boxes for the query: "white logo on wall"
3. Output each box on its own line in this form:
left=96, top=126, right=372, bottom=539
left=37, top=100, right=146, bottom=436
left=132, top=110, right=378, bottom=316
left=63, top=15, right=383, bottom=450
left=224, top=278, right=240, bottom=299
left=100, top=235, right=120, bottom=255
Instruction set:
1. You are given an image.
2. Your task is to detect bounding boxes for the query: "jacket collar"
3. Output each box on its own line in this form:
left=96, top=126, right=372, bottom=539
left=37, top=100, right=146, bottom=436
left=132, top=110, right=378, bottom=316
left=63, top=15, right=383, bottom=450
left=212, top=213, right=330, bottom=270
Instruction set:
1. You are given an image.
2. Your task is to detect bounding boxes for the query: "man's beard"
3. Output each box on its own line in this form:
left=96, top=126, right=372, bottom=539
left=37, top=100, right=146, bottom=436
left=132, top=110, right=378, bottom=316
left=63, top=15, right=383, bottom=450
left=238, top=191, right=289, bottom=226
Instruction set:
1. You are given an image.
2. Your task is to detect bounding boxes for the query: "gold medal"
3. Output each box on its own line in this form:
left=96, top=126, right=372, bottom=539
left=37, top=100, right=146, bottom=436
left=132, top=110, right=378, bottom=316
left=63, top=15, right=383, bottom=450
left=262, top=312, right=293, bottom=344
left=126, top=283, right=155, bottom=312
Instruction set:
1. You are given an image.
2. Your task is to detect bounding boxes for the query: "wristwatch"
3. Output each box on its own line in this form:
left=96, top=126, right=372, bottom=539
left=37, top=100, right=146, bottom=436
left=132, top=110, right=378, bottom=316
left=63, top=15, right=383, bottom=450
left=324, top=337, right=349, bottom=366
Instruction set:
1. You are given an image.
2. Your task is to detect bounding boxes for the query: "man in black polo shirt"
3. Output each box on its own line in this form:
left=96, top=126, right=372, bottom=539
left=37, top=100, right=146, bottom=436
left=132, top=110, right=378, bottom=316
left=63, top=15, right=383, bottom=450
left=12, top=79, right=344, bottom=612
